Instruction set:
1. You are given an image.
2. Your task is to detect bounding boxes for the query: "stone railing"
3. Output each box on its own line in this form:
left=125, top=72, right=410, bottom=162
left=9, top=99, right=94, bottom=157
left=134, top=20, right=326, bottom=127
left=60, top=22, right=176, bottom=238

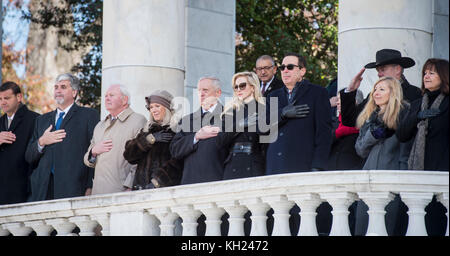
left=0, top=170, right=448, bottom=236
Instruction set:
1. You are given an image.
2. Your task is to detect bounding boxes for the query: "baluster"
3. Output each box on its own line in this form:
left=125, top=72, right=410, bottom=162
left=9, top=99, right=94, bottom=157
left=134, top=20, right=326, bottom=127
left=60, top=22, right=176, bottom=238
left=437, top=193, right=449, bottom=236
left=262, top=195, right=295, bottom=236
left=217, top=201, right=247, bottom=236
left=90, top=213, right=110, bottom=236
left=149, top=207, right=179, bottom=236
left=172, top=205, right=202, bottom=236
left=69, top=216, right=98, bottom=236
left=195, top=203, right=225, bottom=236
left=358, top=192, right=394, bottom=236
left=24, top=220, right=54, bottom=236
left=321, top=192, right=357, bottom=236
left=0, top=226, right=10, bottom=236
left=2, top=222, right=32, bottom=236
left=288, top=193, right=322, bottom=236
left=401, top=192, right=433, bottom=236
left=45, top=218, right=77, bottom=236
left=240, top=198, right=270, bottom=236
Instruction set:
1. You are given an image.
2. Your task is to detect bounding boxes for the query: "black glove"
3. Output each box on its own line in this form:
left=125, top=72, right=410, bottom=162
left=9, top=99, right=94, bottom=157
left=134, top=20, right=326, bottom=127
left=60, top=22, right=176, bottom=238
left=281, top=104, right=310, bottom=119
left=370, top=123, right=394, bottom=139
left=237, top=113, right=258, bottom=130
left=417, top=108, right=440, bottom=120
left=152, top=130, right=174, bottom=143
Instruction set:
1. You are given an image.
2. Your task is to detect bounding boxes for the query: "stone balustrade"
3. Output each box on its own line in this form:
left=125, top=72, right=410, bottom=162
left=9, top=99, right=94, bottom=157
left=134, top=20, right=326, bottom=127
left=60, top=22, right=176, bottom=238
left=0, top=171, right=448, bottom=236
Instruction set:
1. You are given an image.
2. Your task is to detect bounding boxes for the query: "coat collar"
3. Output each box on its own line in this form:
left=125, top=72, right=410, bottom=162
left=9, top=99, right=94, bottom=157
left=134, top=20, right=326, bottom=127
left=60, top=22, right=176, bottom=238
left=105, top=107, right=134, bottom=123
left=1, top=103, right=28, bottom=132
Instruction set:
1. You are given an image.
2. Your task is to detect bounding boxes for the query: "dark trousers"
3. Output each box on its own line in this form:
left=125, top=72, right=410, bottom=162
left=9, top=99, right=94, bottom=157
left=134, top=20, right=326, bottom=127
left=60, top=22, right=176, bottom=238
left=46, top=174, right=54, bottom=200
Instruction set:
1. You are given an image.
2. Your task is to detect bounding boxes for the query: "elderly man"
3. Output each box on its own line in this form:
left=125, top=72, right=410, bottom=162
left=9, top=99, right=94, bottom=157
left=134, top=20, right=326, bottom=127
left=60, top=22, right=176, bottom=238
left=84, top=84, right=146, bottom=195
left=255, top=55, right=284, bottom=97
left=0, top=82, right=40, bottom=205
left=25, top=74, right=99, bottom=201
left=170, top=76, right=227, bottom=185
left=340, top=48, right=422, bottom=127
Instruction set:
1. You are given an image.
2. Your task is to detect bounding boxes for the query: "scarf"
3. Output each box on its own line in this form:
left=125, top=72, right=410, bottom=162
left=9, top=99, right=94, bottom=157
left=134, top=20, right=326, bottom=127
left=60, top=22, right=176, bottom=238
left=335, top=114, right=359, bottom=139
left=408, top=91, right=445, bottom=170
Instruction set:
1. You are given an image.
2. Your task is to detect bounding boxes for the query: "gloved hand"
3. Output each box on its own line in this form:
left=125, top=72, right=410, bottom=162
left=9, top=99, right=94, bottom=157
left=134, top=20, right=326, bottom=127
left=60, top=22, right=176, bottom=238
left=281, top=104, right=310, bottom=119
left=370, top=123, right=394, bottom=139
left=417, top=108, right=440, bottom=120
left=152, top=130, right=174, bottom=143
left=237, top=112, right=258, bottom=130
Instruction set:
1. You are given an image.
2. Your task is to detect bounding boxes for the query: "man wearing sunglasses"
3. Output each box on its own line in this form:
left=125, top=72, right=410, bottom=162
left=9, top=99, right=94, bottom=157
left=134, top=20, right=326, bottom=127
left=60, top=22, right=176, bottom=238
left=265, top=52, right=332, bottom=174
left=254, top=55, right=285, bottom=97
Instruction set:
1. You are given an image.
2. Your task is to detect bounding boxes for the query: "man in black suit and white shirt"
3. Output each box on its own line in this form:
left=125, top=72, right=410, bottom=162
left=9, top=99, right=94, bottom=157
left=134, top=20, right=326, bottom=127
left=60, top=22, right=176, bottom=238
left=25, top=73, right=99, bottom=201
left=254, top=55, right=284, bottom=97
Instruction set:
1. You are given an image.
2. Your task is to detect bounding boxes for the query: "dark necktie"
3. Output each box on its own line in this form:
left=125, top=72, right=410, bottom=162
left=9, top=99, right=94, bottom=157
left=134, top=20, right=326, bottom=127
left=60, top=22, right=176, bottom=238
left=55, top=112, right=65, bottom=130
left=261, top=83, right=266, bottom=95
left=51, top=112, right=65, bottom=175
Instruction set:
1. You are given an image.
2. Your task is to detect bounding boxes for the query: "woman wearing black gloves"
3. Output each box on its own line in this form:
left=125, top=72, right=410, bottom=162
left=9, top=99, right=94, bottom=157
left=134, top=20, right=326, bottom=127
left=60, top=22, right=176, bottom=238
left=355, top=76, right=409, bottom=170
left=216, top=71, right=266, bottom=180
left=123, top=90, right=182, bottom=190
left=397, top=58, right=449, bottom=171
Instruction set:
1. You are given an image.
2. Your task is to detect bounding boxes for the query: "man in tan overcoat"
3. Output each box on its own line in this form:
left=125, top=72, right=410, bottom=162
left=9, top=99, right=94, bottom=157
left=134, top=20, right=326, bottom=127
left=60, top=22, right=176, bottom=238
left=84, top=84, right=147, bottom=195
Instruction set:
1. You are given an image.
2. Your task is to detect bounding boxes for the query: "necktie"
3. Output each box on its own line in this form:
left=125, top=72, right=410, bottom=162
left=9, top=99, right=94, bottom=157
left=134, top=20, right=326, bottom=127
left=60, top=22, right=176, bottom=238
left=55, top=112, right=65, bottom=130
left=7, top=118, right=12, bottom=129
left=261, top=83, right=266, bottom=95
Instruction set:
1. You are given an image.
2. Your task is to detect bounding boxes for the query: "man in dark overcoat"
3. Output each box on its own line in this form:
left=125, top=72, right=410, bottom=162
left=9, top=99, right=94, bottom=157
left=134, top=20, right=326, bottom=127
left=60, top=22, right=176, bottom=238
left=25, top=73, right=99, bottom=201
left=265, top=53, right=332, bottom=174
left=0, top=82, right=40, bottom=205
left=170, top=76, right=227, bottom=185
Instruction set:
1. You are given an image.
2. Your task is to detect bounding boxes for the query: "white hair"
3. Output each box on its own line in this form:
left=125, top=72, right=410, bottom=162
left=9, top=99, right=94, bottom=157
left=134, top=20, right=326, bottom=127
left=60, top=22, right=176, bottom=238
left=108, top=84, right=131, bottom=105
left=197, top=76, right=221, bottom=91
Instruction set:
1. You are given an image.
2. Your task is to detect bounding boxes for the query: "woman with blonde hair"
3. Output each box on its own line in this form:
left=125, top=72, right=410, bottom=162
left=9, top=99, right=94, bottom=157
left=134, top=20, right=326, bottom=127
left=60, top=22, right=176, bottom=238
left=355, top=76, right=409, bottom=170
left=123, top=90, right=182, bottom=190
left=216, top=71, right=266, bottom=180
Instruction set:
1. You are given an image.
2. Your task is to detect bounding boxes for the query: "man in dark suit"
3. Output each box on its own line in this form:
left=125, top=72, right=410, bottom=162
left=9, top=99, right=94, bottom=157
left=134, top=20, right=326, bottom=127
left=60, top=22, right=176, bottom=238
left=25, top=73, right=99, bottom=201
left=170, top=76, right=227, bottom=185
left=0, top=82, right=40, bottom=205
left=254, top=55, right=284, bottom=97
left=266, top=53, right=332, bottom=174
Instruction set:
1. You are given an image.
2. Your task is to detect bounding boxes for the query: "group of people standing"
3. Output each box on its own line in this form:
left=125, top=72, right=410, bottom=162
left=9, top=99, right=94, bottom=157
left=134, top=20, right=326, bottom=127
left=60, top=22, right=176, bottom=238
left=0, top=48, right=448, bottom=236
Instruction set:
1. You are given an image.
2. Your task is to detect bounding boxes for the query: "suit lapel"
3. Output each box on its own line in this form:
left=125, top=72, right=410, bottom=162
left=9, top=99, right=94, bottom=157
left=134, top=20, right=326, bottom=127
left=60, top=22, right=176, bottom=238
left=7, top=104, right=27, bottom=132
left=60, top=104, right=78, bottom=129
left=0, top=115, right=6, bottom=132
left=292, top=81, right=311, bottom=105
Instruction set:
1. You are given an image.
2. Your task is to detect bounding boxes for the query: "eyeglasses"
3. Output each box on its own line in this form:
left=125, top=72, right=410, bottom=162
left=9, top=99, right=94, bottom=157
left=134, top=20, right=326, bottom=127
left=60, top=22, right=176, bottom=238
left=234, top=82, right=247, bottom=91
left=255, top=65, right=274, bottom=72
left=279, top=64, right=300, bottom=71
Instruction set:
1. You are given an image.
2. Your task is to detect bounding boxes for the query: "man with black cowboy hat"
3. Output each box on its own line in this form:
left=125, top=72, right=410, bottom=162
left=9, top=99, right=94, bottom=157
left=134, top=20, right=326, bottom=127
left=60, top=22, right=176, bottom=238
left=340, top=48, right=422, bottom=127
left=340, top=49, right=422, bottom=236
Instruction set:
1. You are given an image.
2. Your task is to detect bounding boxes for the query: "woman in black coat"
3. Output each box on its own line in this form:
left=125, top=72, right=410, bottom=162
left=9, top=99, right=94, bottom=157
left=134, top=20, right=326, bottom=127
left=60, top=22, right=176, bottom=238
left=397, top=58, right=449, bottom=171
left=396, top=58, right=448, bottom=236
left=123, top=90, right=182, bottom=189
left=216, top=71, right=266, bottom=180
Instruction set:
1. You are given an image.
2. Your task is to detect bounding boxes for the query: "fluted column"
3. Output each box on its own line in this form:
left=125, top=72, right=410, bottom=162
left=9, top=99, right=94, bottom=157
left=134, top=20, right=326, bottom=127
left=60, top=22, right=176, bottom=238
left=288, top=193, right=322, bottom=236
left=321, top=192, right=357, bottom=236
left=172, top=205, right=202, bottom=236
left=437, top=193, right=449, bottom=236
left=217, top=201, right=248, bottom=236
left=358, top=192, right=395, bottom=236
left=241, top=198, right=270, bottom=236
left=102, top=0, right=185, bottom=118
left=69, top=216, right=99, bottom=236
left=24, top=220, right=54, bottom=236
left=2, top=222, right=33, bottom=236
left=262, top=195, right=295, bottom=236
left=149, top=207, right=179, bottom=236
left=46, top=218, right=77, bottom=236
left=90, top=213, right=110, bottom=236
left=195, top=203, right=225, bottom=236
left=401, top=192, right=433, bottom=236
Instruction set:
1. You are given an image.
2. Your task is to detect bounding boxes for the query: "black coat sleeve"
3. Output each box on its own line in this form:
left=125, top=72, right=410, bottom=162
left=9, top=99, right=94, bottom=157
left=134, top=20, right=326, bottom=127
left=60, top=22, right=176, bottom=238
left=25, top=118, right=44, bottom=169
left=340, top=90, right=368, bottom=127
left=396, top=99, right=421, bottom=142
